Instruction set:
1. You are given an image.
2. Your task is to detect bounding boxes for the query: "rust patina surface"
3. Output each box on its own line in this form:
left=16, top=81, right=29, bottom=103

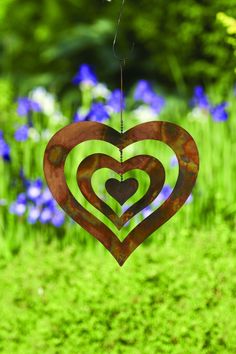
left=43, top=121, right=199, bottom=266
left=77, top=154, right=165, bottom=230
left=105, top=178, right=138, bottom=206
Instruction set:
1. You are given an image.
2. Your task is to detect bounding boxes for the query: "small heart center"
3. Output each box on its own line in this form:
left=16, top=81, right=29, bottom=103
left=105, top=178, right=138, bottom=206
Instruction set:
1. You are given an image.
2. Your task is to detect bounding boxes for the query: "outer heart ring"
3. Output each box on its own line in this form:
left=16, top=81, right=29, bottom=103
left=43, top=121, right=199, bottom=266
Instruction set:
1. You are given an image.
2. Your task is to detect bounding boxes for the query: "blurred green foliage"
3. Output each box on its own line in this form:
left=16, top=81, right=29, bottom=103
left=217, top=12, right=236, bottom=71
left=0, top=0, right=236, bottom=95
left=1, top=227, right=236, bottom=353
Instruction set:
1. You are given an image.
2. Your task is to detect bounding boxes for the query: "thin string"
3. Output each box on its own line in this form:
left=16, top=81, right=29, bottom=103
left=113, top=0, right=134, bottom=182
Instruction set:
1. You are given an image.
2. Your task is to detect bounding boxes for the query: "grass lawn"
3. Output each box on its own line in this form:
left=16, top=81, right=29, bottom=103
left=1, top=225, right=236, bottom=354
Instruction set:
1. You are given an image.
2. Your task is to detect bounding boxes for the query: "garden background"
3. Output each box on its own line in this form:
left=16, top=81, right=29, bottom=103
left=1, top=0, right=236, bottom=353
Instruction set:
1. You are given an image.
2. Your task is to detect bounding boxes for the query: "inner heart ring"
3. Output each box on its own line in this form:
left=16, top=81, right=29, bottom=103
left=77, top=154, right=165, bottom=230
left=43, top=121, right=199, bottom=266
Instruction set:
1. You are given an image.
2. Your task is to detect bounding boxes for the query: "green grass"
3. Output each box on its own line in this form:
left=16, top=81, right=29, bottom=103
left=1, top=226, right=236, bottom=354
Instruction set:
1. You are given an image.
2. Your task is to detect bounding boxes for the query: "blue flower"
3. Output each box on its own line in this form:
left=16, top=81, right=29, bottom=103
left=74, top=111, right=86, bottom=122
left=28, top=206, right=41, bottom=224
left=134, top=80, right=153, bottom=102
left=134, top=80, right=165, bottom=114
left=210, top=103, right=229, bottom=122
left=17, top=97, right=41, bottom=116
left=106, top=89, right=125, bottom=113
left=150, top=94, right=165, bottom=114
left=51, top=209, right=65, bottom=227
left=0, top=131, right=11, bottom=162
left=10, top=195, right=27, bottom=216
left=10, top=177, right=65, bottom=228
left=16, top=193, right=27, bottom=204
left=39, top=207, right=53, bottom=224
left=191, top=86, right=229, bottom=123
left=40, top=188, right=53, bottom=205
left=74, top=102, right=111, bottom=123
left=191, top=86, right=210, bottom=109
left=14, top=125, right=29, bottom=142
left=27, top=179, right=43, bottom=201
left=72, top=64, right=97, bottom=86
left=86, top=102, right=110, bottom=122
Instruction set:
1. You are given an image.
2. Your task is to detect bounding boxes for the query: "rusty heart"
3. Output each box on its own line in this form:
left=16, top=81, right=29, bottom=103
left=43, top=121, right=199, bottom=266
left=105, top=178, right=138, bottom=206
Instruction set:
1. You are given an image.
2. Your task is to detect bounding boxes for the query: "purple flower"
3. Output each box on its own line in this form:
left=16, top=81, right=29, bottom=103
left=210, top=103, right=228, bottom=122
left=191, top=86, right=210, bottom=109
left=74, top=111, right=86, bottom=122
left=106, top=89, right=125, bottom=113
left=40, top=188, right=53, bottom=205
left=134, top=80, right=165, bottom=114
left=134, top=80, right=153, bottom=102
left=72, top=64, right=97, bottom=86
left=86, top=102, right=110, bottom=122
left=39, top=207, right=53, bottom=224
left=14, top=125, right=29, bottom=142
left=17, top=97, right=41, bottom=116
left=28, top=206, right=41, bottom=224
left=0, top=131, right=11, bottom=162
left=17, top=193, right=27, bottom=204
left=150, top=94, right=165, bottom=114
left=51, top=209, right=65, bottom=227
left=9, top=176, right=66, bottom=228
left=27, top=179, right=43, bottom=201
left=10, top=195, right=26, bottom=216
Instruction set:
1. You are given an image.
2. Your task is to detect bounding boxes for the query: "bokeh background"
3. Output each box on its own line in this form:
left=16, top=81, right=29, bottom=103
left=1, top=0, right=236, bottom=93
left=1, top=1, right=236, bottom=353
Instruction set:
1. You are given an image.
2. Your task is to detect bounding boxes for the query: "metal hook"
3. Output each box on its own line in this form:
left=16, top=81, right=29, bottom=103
left=112, top=0, right=134, bottom=65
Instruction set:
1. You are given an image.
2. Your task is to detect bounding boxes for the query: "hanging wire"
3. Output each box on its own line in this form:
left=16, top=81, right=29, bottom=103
left=112, top=0, right=134, bottom=181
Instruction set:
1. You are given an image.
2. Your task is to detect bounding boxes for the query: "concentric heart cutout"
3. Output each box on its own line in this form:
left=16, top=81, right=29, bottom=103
left=43, top=121, right=199, bottom=266
left=77, top=154, right=165, bottom=230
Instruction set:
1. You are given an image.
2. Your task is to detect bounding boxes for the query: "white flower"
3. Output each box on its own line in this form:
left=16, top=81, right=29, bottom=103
left=28, top=127, right=40, bottom=142
left=30, top=87, right=66, bottom=123
left=133, top=105, right=158, bottom=122
left=51, top=111, right=67, bottom=123
left=30, top=87, right=56, bottom=116
left=41, top=129, right=52, bottom=140
left=188, top=107, right=209, bottom=122
left=92, top=83, right=111, bottom=99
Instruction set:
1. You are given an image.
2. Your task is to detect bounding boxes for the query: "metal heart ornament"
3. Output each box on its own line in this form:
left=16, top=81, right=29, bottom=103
left=43, top=121, right=199, bottom=266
